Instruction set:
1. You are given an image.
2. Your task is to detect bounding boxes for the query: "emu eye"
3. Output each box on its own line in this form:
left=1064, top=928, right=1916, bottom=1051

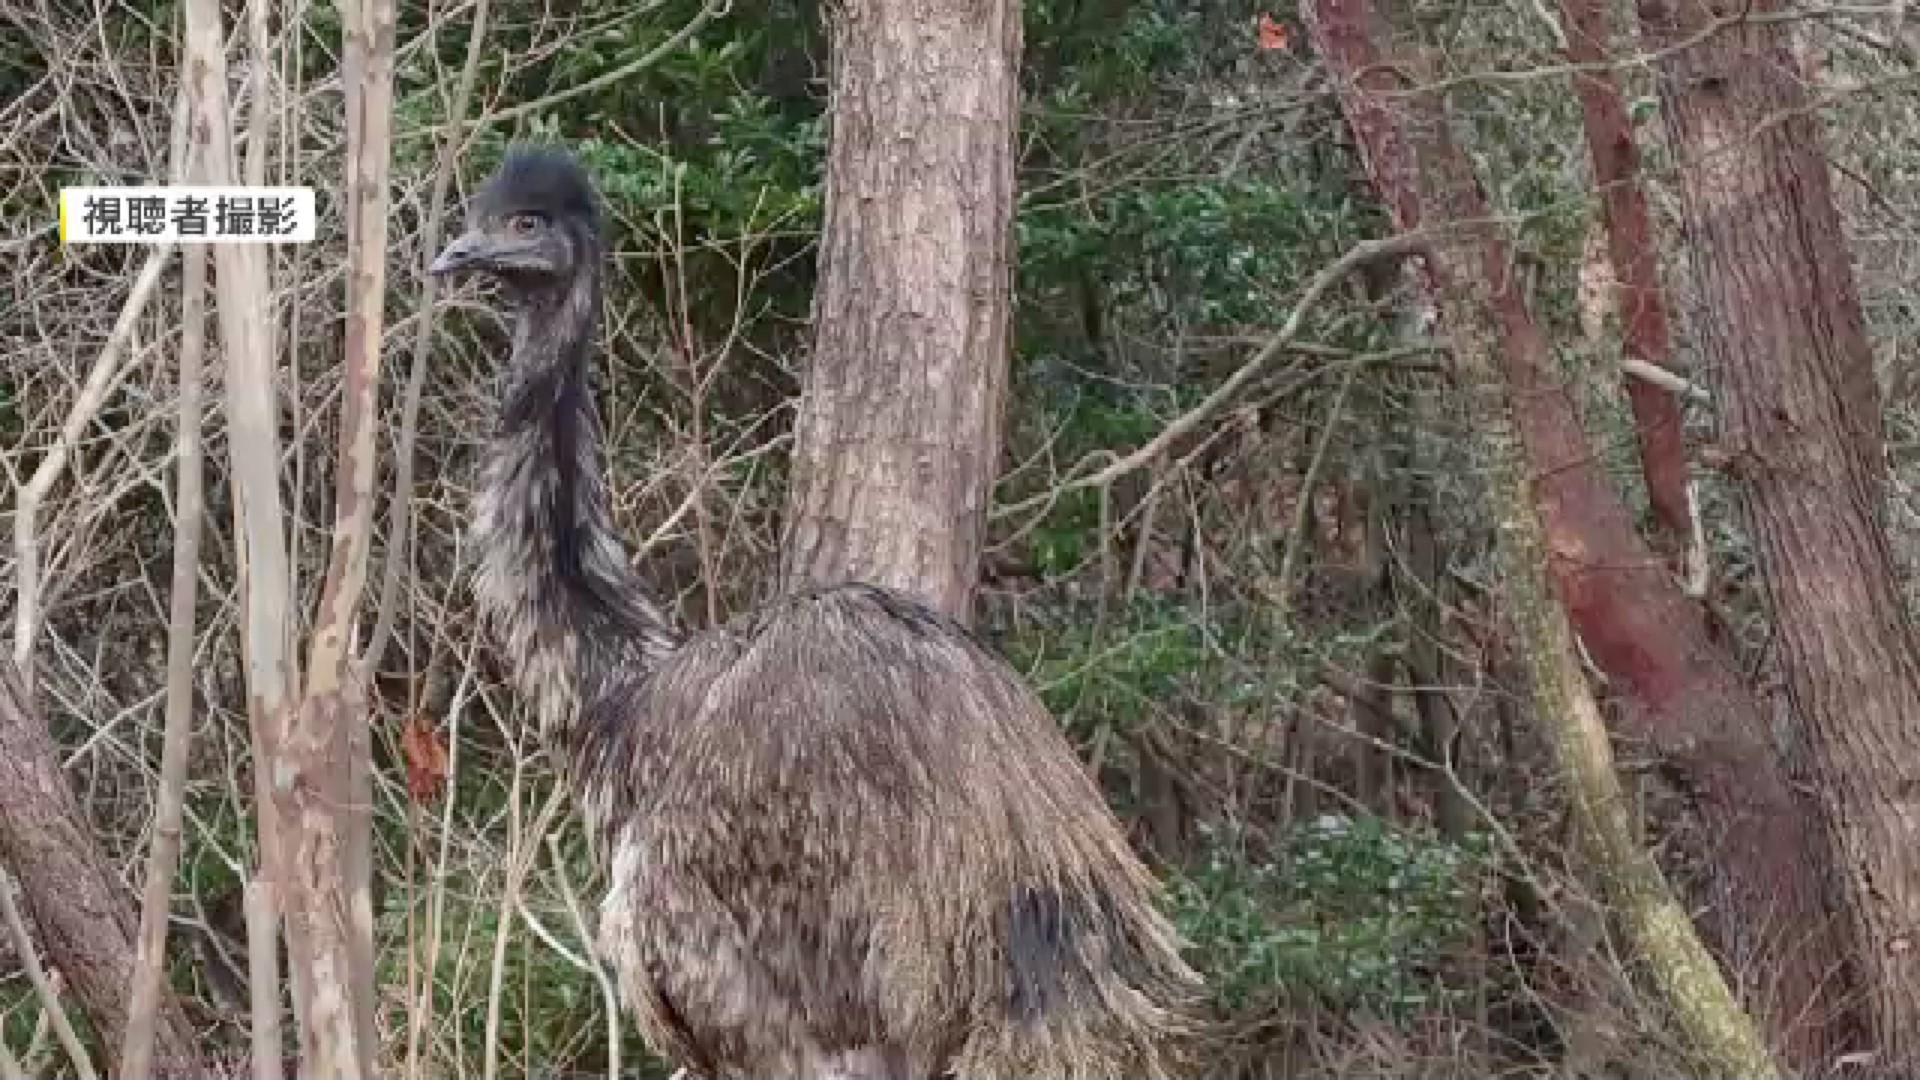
left=506, top=212, right=545, bottom=235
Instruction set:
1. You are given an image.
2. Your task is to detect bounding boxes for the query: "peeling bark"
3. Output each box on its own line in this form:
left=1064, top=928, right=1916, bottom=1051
left=1636, top=0, right=1920, bottom=1066
left=1561, top=0, right=1692, bottom=557
left=1303, top=5, right=1779, bottom=1071
left=0, top=664, right=207, bottom=1078
left=283, top=0, right=399, bottom=1071
left=1300, top=0, right=1855, bottom=1065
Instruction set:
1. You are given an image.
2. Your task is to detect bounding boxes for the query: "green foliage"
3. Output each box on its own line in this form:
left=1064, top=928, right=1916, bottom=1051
left=1024, top=0, right=1260, bottom=103
left=4, top=0, right=1511, bottom=1066
left=372, top=758, right=668, bottom=1076
left=575, top=108, right=824, bottom=233
left=1027, top=487, right=1102, bottom=579
left=999, top=598, right=1309, bottom=737
left=1170, top=815, right=1492, bottom=1017
left=388, top=0, right=828, bottom=352
left=1001, top=0, right=1391, bottom=620
left=1026, top=2, right=1198, bottom=99
left=1007, top=387, right=1190, bottom=579
left=1033, top=601, right=1218, bottom=725
left=1018, top=178, right=1368, bottom=334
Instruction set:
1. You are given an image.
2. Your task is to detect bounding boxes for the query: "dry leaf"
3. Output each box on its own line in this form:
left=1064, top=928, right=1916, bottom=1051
left=1257, top=14, right=1290, bottom=51
left=400, top=712, right=449, bottom=802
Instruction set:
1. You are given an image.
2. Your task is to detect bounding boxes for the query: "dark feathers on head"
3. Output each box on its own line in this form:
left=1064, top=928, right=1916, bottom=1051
left=476, top=145, right=604, bottom=237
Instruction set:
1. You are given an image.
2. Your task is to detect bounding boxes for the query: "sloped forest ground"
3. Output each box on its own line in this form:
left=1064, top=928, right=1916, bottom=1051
left=2, top=0, right=1919, bottom=1076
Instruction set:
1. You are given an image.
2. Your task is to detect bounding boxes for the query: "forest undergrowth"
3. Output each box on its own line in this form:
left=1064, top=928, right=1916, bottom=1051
left=3, top=0, right=1920, bottom=1075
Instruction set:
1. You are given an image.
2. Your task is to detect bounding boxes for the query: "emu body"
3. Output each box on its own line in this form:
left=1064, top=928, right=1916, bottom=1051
left=436, top=148, right=1200, bottom=1080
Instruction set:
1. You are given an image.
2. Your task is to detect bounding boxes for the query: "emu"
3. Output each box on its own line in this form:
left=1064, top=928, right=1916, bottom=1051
left=431, top=147, right=1201, bottom=1080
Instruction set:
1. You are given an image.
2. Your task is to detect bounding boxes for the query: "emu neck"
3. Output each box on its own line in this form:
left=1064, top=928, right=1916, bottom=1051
left=473, top=270, right=677, bottom=748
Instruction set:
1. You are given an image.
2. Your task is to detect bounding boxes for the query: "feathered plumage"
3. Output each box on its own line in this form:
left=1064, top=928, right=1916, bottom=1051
left=434, top=146, right=1202, bottom=1080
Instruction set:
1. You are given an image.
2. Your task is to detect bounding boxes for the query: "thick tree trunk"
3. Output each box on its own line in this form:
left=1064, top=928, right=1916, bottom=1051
left=781, top=0, right=1022, bottom=624
left=1636, top=0, right=1920, bottom=1066
left=1303, top=5, right=1777, bottom=1072
left=1561, top=0, right=1692, bottom=557
left=1302, top=0, right=1855, bottom=1066
left=0, top=663, right=207, bottom=1078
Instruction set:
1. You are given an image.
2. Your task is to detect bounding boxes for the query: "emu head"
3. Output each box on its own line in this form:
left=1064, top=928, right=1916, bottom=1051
left=431, top=147, right=605, bottom=307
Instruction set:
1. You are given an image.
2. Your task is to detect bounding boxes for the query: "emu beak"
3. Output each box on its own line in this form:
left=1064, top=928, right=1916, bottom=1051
left=430, top=231, right=491, bottom=277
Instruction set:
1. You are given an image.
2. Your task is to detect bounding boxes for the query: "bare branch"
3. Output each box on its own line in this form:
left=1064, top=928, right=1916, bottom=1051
left=11, top=241, right=175, bottom=688
left=118, top=235, right=209, bottom=1080
left=183, top=0, right=296, bottom=748
left=993, top=231, right=1428, bottom=519
left=436, top=0, right=729, bottom=135
left=0, top=72, right=209, bottom=1080
left=181, top=0, right=303, bottom=1056
left=362, top=0, right=495, bottom=680
left=1621, top=355, right=1712, bottom=404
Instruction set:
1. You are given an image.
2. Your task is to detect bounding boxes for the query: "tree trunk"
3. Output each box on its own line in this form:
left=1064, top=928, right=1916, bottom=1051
left=1302, top=1, right=1855, bottom=1066
left=781, top=0, right=1022, bottom=624
left=1636, top=0, right=1920, bottom=1066
left=1561, top=0, right=1692, bottom=558
left=1302, top=6, right=1778, bottom=1072
left=0, top=663, right=207, bottom=1078
left=281, top=0, right=398, bottom=1072
left=180, top=0, right=307, bottom=1050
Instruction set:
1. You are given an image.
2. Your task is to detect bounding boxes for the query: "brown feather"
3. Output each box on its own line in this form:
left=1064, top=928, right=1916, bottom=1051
left=447, top=146, right=1203, bottom=1080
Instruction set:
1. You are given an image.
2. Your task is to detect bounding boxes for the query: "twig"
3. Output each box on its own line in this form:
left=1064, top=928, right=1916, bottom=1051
left=1275, top=362, right=1359, bottom=618
left=243, top=0, right=273, bottom=189
left=666, top=166, right=721, bottom=627
left=10, top=241, right=175, bottom=689
left=1527, top=0, right=1570, bottom=50
left=546, top=834, right=622, bottom=1080
left=21, top=998, right=48, bottom=1073
left=439, top=0, right=730, bottom=134
left=118, top=236, right=209, bottom=1080
left=992, top=231, right=1427, bottom=520
left=0, top=873, right=97, bottom=1080
left=1683, top=480, right=1710, bottom=598
left=511, top=895, right=589, bottom=971
left=1621, top=355, right=1711, bottom=404
left=362, top=0, right=494, bottom=679
left=406, top=646, right=476, bottom=1080
left=483, top=775, right=569, bottom=1080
